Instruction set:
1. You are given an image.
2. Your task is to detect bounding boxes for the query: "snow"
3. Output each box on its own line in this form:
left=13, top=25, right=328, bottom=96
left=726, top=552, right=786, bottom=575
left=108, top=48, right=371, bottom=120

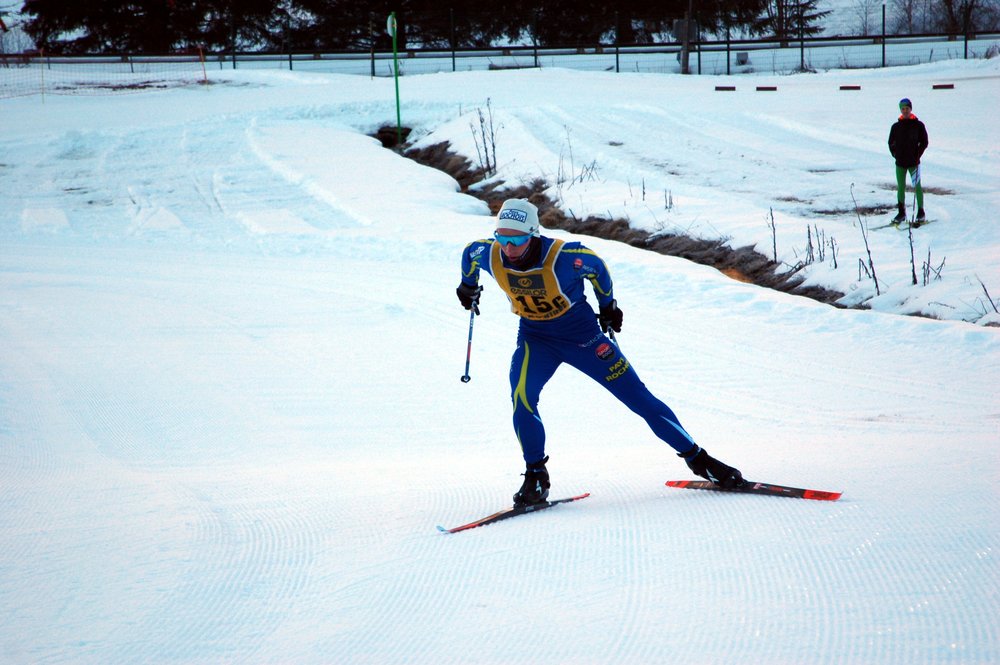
left=1, top=59, right=999, bottom=664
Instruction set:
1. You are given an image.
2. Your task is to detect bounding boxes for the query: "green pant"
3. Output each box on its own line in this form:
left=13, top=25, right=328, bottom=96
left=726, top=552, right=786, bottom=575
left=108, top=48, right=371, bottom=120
left=896, top=165, right=924, bottom=209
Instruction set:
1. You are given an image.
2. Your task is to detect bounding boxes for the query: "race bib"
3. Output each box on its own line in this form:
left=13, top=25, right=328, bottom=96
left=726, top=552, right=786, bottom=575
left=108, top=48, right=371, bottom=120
left=491, top=239, right=571, bottom=321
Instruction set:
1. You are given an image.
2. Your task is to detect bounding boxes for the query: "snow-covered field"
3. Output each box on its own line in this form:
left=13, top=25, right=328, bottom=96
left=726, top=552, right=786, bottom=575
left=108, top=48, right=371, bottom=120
left=1, top=59, right=998, bottom=663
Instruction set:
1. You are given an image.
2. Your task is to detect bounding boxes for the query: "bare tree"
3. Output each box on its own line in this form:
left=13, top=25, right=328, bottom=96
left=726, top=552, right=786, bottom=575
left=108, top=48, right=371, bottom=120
left=888, top=0, right=999, bottom=33
left=891, top=0, right=934, bottom=33
left=853, top=0, right=882, bottom=35
left=938, top=0, right=988, bottom=31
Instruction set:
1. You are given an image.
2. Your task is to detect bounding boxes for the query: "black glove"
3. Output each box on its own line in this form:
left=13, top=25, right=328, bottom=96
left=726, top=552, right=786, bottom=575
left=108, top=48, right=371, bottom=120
left=456, top=282, right=482, bottom=315
left=598, top=299, right=623, bottom=333
left=678, top=446, right=744, bottom=489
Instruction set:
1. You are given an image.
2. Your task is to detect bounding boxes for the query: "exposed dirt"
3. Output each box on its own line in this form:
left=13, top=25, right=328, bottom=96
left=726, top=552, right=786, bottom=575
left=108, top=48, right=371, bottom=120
left=385, top=128, right=848, bottom=308
left=814, top=203, right=895, bottom=217
left=877, top=181, right=955, bottom=196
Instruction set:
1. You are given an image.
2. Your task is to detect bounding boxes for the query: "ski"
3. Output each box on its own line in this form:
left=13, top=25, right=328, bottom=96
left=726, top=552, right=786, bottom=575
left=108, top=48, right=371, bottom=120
left=437, top=493, right=590, bottom=533
left=871, top=219, right=935, bottom=231
left=871, top=220, right=905, bottom=230
left=666, top=480, right=841, bottom=501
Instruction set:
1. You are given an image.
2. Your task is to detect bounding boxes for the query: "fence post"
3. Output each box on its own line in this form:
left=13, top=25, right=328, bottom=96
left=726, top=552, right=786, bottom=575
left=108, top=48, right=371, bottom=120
left=450, top=8, right=456, bottom=72
left=198, top=47, right=208, bottom=83
left=40, top=49, right=46, bottom=102
left=726, top=24, right=731, bottom=75
left=799, top=3, right=805, bottom=70
left=614, top=12, right=620, bottom=73
left=533, top=10, right=539, bottom=68
left=388, top=12, right=402, bottom=146
left=369, top=13, right=375, bottom=78
left=881, top=5, right=886, bottom=67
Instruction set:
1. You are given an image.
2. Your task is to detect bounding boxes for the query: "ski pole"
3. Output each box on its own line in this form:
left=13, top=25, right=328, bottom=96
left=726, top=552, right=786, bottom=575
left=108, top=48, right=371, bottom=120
left=460, top=307, right=476, bottom=383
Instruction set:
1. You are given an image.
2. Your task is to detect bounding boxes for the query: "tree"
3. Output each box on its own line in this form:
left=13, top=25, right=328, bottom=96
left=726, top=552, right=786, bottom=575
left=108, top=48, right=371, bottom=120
left=939, top=0, right=980, bottom=32
left=693, top=0, right=768, bottom=36
left=890, top=0, right=1000, bottom=34
left=22, top=0, right=142, bottom=52
left=750, top=0, right=831, bottom=39
left=851, top=0, right=882, bottom=36
left=18, top=0, right=849, bottom=54
left=197, top=0, right=288, bottom=51
left=891, top=0, right=922, bottom=33
left=22, top=0, right=285, bottom=53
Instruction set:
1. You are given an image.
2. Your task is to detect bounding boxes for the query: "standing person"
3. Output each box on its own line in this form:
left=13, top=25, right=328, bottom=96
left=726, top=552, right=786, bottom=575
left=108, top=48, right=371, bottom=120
left=456, top=198, right=744, bottom=506
left=888, top=97, right=929, bottom=224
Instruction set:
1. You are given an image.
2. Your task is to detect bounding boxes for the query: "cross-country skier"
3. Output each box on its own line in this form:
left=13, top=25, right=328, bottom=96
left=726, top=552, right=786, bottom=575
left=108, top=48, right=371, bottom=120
left=456, top=198, right=744, bottom=506
left=888, top=97, right=929, bottom=224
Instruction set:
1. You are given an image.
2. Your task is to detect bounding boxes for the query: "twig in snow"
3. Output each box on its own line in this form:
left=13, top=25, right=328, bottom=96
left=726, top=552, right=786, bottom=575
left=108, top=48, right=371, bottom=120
left=977, top=275, right=1000, bottom=314
left=767, top=208, right=777, bottom=263
left=852, top=184, right=880, bottom=295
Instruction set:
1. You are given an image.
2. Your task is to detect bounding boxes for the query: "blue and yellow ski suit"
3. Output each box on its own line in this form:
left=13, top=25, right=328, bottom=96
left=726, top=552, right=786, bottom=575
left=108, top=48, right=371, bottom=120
left=460, top=235, right=699, bottom=464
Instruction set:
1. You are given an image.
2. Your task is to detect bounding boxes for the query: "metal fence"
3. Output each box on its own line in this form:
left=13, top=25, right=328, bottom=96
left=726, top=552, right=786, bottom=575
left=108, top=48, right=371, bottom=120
left=219, top=32, right=1000, bottom=76
left=3, top=32, right=999, bottom=100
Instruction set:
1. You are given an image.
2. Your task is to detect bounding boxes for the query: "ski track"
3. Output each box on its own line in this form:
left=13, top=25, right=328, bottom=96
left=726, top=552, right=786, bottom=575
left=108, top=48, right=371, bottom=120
left=4, top=115, right=367, bottom=248
left=508, top=102, right=875, bottom=223
left=2, top=68, right=999, bottom=663
left=100, top=480, right=329, bottom=663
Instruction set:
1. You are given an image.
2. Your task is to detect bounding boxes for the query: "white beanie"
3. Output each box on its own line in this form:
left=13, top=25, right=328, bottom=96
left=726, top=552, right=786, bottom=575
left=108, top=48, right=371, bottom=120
left=496, top=199, right=540, bottom=236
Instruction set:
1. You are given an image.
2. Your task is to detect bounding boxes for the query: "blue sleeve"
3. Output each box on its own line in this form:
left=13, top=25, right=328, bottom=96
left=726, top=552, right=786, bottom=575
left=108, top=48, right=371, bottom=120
left=460, top=240, right=493, bottom=286
left=559, top=242, right=615, bottom=308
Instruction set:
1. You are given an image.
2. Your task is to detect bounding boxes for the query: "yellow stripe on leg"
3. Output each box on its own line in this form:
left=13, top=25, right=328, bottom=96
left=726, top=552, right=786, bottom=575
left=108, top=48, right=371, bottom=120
left=512, top=342, right=534, bottom=415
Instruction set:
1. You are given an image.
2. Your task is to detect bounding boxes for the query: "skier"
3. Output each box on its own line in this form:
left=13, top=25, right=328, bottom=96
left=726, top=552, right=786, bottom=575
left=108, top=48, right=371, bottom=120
left=456, top=198, right=744, bottom=506
left=888, top=97, right=929, bottom=224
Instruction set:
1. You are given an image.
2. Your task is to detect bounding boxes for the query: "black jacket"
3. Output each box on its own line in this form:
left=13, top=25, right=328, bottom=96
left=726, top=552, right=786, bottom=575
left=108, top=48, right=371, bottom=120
left=888, top=115, right=928, bottom=168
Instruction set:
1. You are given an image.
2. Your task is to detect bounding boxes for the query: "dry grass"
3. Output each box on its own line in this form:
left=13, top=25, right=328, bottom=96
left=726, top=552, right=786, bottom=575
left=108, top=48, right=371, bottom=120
left=381, top=129, right=847, bottom=307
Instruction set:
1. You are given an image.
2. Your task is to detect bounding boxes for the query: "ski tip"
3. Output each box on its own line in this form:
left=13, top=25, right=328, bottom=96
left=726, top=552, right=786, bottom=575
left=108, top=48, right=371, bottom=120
left=803, top=490, right=843, bottom=501
left=436, top=525, right=451, bottom=534
left=665, top=480, right=692, bottom=488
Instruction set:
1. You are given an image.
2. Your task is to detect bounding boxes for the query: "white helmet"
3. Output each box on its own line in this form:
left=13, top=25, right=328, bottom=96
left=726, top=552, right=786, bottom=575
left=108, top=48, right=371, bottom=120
left=496, top=199, right=540, bottom=236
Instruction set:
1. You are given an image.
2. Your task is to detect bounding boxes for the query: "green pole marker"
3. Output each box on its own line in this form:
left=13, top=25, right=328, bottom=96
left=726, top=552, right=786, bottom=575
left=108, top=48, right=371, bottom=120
left=387, top=12, right=402, bottom=147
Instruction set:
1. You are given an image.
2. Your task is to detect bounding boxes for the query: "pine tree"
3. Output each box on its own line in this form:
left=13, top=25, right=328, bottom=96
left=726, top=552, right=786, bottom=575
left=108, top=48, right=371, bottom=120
left=751, top=0, right=831, bottom=40
left=22, top=0, right=284, bottom=53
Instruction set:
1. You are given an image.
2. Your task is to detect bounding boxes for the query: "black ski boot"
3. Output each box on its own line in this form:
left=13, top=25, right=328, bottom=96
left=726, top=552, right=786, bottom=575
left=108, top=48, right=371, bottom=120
left=513, top=456, right=550, bottom=506
left=679, top=446, right=745, bottom=489
left=915, top=208, right=926, bottom=222
left=892, top=204, right=906, bottom=224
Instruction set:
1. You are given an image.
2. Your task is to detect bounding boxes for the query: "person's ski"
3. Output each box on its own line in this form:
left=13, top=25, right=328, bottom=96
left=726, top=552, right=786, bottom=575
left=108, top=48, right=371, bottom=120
left=437, top=493, right=591, bottom=533
left=870, top=219, right=903, bottom=230
left=871, top=218, right=935, bottom=231
left=872, top=219, right=907, bottom=230
left=666, top=480, right=841, bottom=501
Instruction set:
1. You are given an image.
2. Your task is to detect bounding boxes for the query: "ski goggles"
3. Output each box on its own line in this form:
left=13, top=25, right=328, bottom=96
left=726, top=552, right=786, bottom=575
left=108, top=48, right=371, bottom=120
left=493, top=231, right=533, bottom=247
